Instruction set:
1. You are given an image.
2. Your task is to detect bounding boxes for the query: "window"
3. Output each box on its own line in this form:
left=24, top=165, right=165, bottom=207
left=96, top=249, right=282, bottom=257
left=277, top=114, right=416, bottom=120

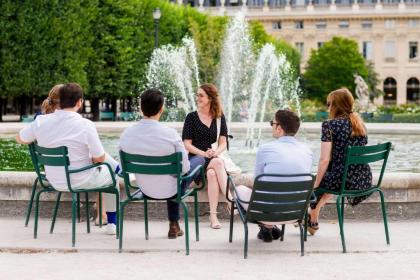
left=272, top=21, right=282, bottom=30
left=295, top=42, right=304, bottom=57
left=409, top=42, right=418, bottom=59
left=384, top=41, right=396, bottom=61
left=362, top=20, right=373, bottom=29
left=407, top=77, right=420, bottom=104
left=384, top=20, right=395, bottom=29
left=362, top=41, right=373, bottom=60
left=383, top=77, right=397, bottom=105
left=315, top=21, right=327, bottom=29
left=338, top=21, right=349, bottom=28
left=408, top=19, right=419, bottom=28
left=295, top=20, right=304, bottom=29
left=317, top=42, right=324, bottom=48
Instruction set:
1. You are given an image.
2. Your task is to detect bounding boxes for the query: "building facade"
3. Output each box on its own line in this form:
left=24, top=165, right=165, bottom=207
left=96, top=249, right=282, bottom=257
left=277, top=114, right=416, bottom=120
left=173, top=0, right=420, bottom=105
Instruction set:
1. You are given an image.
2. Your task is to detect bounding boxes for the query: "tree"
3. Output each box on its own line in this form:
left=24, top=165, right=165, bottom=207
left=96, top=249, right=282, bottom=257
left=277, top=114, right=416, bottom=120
left=303, top=36, right=369, bottom=101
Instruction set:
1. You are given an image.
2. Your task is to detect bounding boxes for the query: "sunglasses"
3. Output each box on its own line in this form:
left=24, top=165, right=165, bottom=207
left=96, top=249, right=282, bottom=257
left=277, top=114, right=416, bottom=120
left=269, top=120, right=279, bottom=127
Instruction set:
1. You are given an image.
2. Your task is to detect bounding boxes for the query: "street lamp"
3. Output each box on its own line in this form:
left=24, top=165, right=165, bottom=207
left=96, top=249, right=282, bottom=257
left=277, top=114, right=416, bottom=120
left=153, top=8, right=161, bottom=49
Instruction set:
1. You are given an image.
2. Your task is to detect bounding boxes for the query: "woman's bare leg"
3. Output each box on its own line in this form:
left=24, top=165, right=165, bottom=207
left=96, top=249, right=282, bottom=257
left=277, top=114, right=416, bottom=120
left=207, top=168, right=221, bottom=228
left=208, top=158, right=228, bottom=197
left=310, top=193, right=332, bottom=223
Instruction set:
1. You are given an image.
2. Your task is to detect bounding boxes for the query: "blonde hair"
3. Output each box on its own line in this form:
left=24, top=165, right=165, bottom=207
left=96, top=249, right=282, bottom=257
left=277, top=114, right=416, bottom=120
left=327, top=88, right=366, bottom=137
left=199, top=83, right=223, bottom=119
left=41, top=84, right=62, bottom=114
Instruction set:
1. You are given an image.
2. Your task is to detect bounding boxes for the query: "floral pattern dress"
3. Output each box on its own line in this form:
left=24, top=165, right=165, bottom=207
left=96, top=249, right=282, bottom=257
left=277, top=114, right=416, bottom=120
left=318, top=117, right=372, bottom=206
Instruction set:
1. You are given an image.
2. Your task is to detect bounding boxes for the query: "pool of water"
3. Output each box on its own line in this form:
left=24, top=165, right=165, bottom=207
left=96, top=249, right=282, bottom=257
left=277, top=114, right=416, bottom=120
left=1, top=132, right=418, bottom=173
left=100, top=132, right=420, bottom=174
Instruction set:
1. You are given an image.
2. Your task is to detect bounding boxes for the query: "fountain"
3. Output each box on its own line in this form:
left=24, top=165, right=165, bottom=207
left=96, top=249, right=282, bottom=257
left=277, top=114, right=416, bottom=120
left=145, top=14, right=302, bottom=146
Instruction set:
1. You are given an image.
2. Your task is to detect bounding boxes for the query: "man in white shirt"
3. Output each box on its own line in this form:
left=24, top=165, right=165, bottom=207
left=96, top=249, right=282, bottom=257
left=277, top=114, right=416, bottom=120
left=235, top=109, right=313, bottom=242
left=119, top=89, right=204, bottom=239
left=17, top=83, right=119, bottom=234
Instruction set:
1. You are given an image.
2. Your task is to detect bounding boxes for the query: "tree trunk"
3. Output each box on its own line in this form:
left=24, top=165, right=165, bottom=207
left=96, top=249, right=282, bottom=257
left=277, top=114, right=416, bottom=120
left=91, top=98, right=100, bottom=121
left=111, top=98, right=117, bottom=116
left=0, top=98, right=3, bottom=122
left=20, top=94, right=27, bottom=120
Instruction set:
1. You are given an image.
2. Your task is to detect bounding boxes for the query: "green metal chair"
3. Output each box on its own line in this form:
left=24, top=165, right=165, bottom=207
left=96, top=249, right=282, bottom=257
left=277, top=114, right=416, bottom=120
left=99, top=111, right=115, bottom=121
left=315, top=142, right=392, bottom=253
left=315, top=111, right=329, bottom=121
left=25, top=144, right=83, bottom=227
left=118, top=150, right=205, bottom=255
left=30, top=143, right=120, bottom=247
left=227, top=173, right=315, bottom=259
left=119, top=112, right=136, bottom=121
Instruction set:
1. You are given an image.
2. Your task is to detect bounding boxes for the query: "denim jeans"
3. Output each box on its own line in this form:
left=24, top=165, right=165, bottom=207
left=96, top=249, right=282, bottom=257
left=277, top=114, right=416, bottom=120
left=167, top=155, right=206, bottom=221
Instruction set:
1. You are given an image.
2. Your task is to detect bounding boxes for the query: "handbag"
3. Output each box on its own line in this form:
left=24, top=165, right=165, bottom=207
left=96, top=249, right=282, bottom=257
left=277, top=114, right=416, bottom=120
left=211, top=118, right=242, bottom=175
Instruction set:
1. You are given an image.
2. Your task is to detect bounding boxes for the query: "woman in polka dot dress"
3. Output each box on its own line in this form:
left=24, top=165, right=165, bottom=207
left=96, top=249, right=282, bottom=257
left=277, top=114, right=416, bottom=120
left=182, top=83, right=228, bottom=229
left=309, top=88, right=372, bottom=235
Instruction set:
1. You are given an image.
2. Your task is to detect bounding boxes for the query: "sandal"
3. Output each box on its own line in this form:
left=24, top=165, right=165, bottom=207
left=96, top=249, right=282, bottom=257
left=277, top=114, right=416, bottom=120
left=209, top=212, right=222, bottom=229
left=307, top=214, right=319, bottom=235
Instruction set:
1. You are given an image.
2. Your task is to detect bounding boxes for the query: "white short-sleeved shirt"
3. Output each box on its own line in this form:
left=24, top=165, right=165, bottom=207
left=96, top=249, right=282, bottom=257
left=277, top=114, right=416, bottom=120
left=19, top=110, right=104, bottom=191
left=119, top=119, right=190, bottom=199
left=254, top=136, right=313, bottom=181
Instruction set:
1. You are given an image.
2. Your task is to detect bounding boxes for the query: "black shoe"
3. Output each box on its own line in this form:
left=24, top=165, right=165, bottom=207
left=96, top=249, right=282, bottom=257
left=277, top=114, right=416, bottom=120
left=257, top=225, right=273, bottom=242
left=272, top=225, right=282, bottom=240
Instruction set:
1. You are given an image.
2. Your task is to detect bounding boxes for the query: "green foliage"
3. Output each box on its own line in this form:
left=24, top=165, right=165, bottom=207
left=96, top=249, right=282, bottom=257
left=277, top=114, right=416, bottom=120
left=0, top=0, right=300, bottom=101
left=0, top=140, right=32, bottom=171
left=248, top=21, right=300, bottom=76
left=376, top=104, right=420, bottom=114
left=303, top=36, right=369, bottom=101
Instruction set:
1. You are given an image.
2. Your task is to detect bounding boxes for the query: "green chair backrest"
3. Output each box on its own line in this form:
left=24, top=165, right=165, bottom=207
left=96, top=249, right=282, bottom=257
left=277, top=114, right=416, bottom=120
left=340, top=142, right=392, bottom=193
left=246, top=174, right=315, bottom=224
left=28, top=143, right=71, bottom=191
left=119, top=150, right=183, bottom=200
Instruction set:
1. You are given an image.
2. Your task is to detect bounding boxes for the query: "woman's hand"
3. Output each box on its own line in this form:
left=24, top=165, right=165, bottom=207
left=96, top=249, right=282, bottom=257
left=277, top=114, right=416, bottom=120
left=205, top=148, right=215, bottom=158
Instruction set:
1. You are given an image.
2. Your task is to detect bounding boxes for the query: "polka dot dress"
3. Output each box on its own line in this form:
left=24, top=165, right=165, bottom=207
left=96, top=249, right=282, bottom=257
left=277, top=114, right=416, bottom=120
left=319, top=117, right=372, bottom=206
left=182, top=111, right=228, bottom=169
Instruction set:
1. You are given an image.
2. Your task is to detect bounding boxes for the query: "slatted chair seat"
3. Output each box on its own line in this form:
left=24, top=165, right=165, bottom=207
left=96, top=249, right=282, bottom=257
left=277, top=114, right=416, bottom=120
left=227, top=174, right=315, bottom=259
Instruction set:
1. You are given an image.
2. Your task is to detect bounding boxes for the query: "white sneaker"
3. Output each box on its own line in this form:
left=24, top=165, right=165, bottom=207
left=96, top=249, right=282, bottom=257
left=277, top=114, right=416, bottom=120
left=105, top=223, right=116, bottom=235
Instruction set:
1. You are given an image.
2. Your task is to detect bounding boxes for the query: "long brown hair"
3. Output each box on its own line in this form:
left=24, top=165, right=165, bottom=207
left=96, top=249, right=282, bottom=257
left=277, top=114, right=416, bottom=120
left=41, top=84, right=62, bottom=114
left=199, top=83, right=223, bottom=119
left=327, top=88, right=366, bottom=137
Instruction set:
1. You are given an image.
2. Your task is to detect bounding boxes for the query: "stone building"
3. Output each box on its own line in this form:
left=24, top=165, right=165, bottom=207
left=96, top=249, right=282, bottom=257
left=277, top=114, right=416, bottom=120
left=172, top=0, right=420, bottom=105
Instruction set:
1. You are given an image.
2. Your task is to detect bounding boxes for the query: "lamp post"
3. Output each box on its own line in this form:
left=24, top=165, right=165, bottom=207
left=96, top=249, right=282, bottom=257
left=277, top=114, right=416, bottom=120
left=153, top=8, right=161, bottom=49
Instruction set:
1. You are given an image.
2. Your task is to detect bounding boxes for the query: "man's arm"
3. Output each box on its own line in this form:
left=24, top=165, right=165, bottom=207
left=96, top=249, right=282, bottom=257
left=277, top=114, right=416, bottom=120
left=254, top=147, right=266, bottom=178
left=16, top=134, right=32, bottom=145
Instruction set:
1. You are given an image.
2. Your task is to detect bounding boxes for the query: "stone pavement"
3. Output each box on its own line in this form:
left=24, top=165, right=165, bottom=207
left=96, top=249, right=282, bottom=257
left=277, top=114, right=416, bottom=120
left=1, top=217, right=420, bottom=279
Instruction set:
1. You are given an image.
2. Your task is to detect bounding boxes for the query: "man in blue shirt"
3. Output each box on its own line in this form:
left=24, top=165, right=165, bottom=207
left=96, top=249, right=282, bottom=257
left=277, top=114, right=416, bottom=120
left=235, top=109, right=313, bottom=242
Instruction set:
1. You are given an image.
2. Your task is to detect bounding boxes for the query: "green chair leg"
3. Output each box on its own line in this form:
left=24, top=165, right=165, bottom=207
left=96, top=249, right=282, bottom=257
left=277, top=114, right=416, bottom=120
left=299, top=223, right=304, bottom=256
left=336, top=196, right=347, bottom=253
left=379, top=190, right=390, bottom=245
left=244, top=222, right=249, bottom=259
left=194, top=192, right=199, bottom=242
left=229, top=201, right=234, bottom=243
left=281, top=224, right=286, bottom=241
left=85, top=192, right=90, bottom=233
left=34, top=189, right=47, bottom=239
left=119, top=201, right=128, bottom=253
left=115, top=191, right=120, bottom=239
left=71, top=193, right=77, bottom=247
left=50, top=192, right=62, bottom=234
left=25, top=178, right=38, bottom=227
left=304, top=211, right=308, bottom=242
left=99, top=192, right=103, bottom=228
left=77, top=193, right=81, bottom=223
left=181, top=201, right=189, bottom=255
left=144, top=199, right=149, bottom=240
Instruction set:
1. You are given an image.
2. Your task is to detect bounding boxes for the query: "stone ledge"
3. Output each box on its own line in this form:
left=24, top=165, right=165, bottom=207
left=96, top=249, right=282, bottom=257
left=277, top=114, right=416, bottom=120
left=1, top=171, right=420, bottom=203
